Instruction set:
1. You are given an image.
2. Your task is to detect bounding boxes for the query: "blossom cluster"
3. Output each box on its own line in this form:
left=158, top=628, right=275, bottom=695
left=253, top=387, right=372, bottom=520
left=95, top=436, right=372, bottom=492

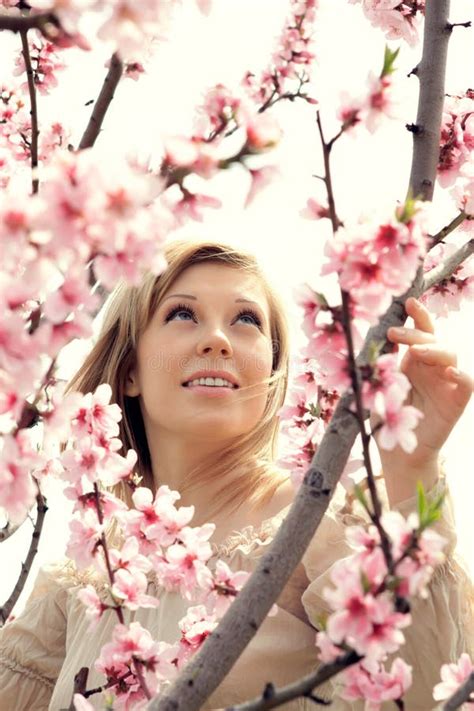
left=13, top=36, right=67, bottom=95
left=241, top=0, right=318, bottom=108
left=51, top=383, right=254, bottom=708
left=315, top=503, right=447, bottom=709
left=19, top=0, right=212, bottom=56
left=322, top=206, right=428, bottom=323
left=277, top=202, right=430, bottom=488
left=348, top=0, right=425, bottom=47
left=161, top=109, right=283, bottom=222
left=336, top=46, right=400, bottom=135
left=0, top=148, right=174, bottom=520
left=437, top=91, right=474, bottom=218
left=421, top=241, right=474, bottom=318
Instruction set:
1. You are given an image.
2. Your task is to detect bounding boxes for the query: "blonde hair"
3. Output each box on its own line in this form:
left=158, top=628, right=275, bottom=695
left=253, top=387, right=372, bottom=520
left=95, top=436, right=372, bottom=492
left=65, top=239, right=291, bottom=520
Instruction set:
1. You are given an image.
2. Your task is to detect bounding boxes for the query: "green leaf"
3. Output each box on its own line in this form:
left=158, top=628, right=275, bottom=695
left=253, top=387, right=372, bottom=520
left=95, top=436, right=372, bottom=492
left=396, top=193, right=420, bottom=224
left=416, top=480, right=428, bottom=521
left=314, top=291, right=330, bottom=309
left=381, top=45, right=400, bottom=77
left=354, top=483, right=371, bottom=514
left=367, top=339, right=385, bottom=365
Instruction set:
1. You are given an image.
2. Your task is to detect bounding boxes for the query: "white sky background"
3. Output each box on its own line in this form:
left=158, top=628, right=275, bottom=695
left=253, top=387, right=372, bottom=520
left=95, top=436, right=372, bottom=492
left=1, top=0, right=473, bottom=611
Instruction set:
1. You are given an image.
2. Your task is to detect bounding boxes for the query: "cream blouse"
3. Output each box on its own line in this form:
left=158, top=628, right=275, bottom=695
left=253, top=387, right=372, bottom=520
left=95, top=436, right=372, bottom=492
left=0, top=477, right=472, bottom=711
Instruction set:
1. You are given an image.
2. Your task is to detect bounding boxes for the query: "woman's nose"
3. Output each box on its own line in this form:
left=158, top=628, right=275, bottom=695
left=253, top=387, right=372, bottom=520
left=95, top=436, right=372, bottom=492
left=196, top=329, right=233, bottom=357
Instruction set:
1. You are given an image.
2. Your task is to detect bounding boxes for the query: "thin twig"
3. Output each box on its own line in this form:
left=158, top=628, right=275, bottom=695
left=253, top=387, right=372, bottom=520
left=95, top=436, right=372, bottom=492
left=429, top=211, right=467, bottom=247
left=20, top=28, right=39, bottom=194
left=0, top=492, right=48, bottom=625
left=78, top=52, right=123, bottom=150
left=442, top=671, right=474, bottom=710
left=226, top=651, right=361, bottom=710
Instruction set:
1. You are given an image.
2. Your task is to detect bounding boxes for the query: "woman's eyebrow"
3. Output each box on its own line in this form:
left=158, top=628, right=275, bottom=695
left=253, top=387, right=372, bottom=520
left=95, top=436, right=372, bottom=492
left=162, top=293, right=261, bottom=307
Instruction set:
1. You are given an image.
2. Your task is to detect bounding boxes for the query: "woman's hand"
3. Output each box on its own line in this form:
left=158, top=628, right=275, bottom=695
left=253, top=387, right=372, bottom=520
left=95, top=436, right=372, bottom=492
left=375, top=297, right=473, bottom=504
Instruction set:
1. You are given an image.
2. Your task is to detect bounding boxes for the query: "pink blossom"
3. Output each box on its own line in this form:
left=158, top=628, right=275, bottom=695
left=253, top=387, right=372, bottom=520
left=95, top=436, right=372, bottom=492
left=111, top=568, right=160, bottom=611
left=95, top=622, right=177, bottom=705
left=433, top=653, right=474, bottom=709
left=71, top=383, right=122, bottom=440
left=421, top=242, right=474, bottom=317
left=438, top=92, right=474, bottom=188
left=300, top=197, right=330, bottom=220
left=163, top=188, right=222, bottom=224
left=198, top=559, right=250, bottom=618
left=66, top=509, right=103, bottom=568
left=14, top=38, right=66, bottom=96
left=160, top=523, right=215, bottom=597
left=315, top=631, right=345, bottom=663
left=175, top=605, right=218, bottom=669
left=245, top=166, right=280, bottom=207
left=109, top=537, right=152, bottom=579
left=374, top=384, right=424, bottom=453
left=42, top=268, right=99, bottom=323
left=0, top=431, right=39, bottom=523
left=340, top=657, right=413, bottom=710
left=245, top=113, right=282, bottom=151
left=349, top=0, right=423, bottom=46
left=77, top=584, right=108, bottom=627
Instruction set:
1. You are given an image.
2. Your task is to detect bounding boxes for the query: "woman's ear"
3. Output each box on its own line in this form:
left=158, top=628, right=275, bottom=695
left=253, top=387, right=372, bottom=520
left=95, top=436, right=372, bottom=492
left=124, top=368, right=140, bottom=397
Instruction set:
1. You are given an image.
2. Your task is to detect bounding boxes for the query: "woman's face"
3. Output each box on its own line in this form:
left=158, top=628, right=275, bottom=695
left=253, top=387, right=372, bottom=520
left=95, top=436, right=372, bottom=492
left=125, top=262, right=274, bottom=444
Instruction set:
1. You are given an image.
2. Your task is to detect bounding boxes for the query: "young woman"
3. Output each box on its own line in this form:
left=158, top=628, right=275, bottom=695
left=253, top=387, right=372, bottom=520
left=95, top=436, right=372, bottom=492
left=0, top=240, right=472, bottom=710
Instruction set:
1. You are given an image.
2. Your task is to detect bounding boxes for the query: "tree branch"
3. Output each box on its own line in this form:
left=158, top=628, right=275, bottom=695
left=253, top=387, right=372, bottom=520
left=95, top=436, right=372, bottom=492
left=78, top=52, right=123, bottom=150
left=408, top=0, right=451, bottom=200
left=0, top=10, right=59, bottom=36
left=0, top=492, right=47, bottom=625
left=423, top=238, right=474, bottom=291
left=442, top=672, right=474, bottom=710
left=20, top=28, right=39, bottom=194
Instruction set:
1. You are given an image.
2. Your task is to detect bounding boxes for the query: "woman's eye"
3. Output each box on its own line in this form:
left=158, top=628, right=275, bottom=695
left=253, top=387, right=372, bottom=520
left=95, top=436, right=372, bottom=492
left=236, top=309, right=262, bottom=328
left=164, top=304, right=197, bottom=322
left=164, top=304, right=262, bottom=328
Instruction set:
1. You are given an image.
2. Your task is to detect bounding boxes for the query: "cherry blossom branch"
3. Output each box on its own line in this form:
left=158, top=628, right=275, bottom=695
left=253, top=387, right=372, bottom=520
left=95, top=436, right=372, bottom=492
left=19, top=28, right=39, bottom=194
left=78, top=52, right=124, bottom=150
left=429, top=211, right=467, bottom=247
left=66, top=484, right=152, bottom=705
left=423, top=238, right=474, bottom=291
left=442, top=672, right=474, bottom=710
left=226, top=651, right=360, bottom=710
left=0, top=520, right=23, bottom=543
left=0, top=492, right=47, bottom=625
left=315, top=109, right=393, bottom=567
left=408, top=0, right=451, bottom=200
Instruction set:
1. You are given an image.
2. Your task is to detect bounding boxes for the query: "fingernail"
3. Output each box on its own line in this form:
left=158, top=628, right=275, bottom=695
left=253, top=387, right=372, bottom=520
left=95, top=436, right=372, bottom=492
left=450, top=367, right=461, bottom=377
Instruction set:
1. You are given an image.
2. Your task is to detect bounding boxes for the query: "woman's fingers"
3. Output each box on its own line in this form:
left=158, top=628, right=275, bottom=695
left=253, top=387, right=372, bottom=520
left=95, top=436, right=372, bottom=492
left=387, top=326, right=436, bottom=346
left=405, top=297, right=435, bottom=334
left=444, top=367, right=474, bottom=406
left=409, top=343, right=458, bottom=367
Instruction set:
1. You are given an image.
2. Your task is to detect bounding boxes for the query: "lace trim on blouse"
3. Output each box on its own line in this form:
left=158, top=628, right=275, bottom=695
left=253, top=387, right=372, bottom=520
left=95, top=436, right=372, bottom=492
left=0, top=650, right=55, bottom=689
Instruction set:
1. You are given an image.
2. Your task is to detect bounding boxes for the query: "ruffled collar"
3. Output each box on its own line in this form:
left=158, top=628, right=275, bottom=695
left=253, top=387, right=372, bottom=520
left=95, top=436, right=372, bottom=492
left=209, top=505, right=291, bottom=558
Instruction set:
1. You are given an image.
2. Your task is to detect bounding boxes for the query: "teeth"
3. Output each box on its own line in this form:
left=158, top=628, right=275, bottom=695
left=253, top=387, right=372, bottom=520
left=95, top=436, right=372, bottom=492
left=186, top=377, right=235, bottom=388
